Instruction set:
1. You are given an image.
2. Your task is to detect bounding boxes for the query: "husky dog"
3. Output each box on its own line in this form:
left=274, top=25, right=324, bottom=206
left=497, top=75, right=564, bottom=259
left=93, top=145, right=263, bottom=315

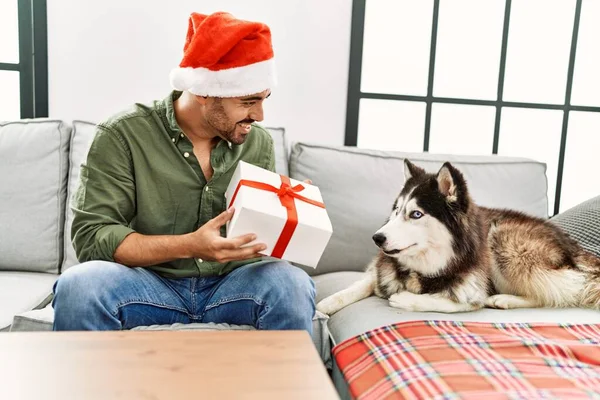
left=317, top=160, right=600, bottom=315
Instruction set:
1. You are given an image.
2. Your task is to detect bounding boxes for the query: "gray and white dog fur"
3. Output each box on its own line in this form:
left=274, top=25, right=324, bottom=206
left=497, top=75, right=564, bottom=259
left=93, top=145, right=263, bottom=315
left=317, top=160, right=600, bottom=315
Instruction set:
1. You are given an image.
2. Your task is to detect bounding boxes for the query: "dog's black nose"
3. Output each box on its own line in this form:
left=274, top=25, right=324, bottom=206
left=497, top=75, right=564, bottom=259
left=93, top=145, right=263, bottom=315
left=372, top=232, right=386, bottom=247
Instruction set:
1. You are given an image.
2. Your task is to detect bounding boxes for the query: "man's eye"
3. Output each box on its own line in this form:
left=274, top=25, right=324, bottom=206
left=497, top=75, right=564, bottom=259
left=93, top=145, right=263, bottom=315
left=242, top=103, right=255, bottom=107
left=409, top=210, right=423, bottom=219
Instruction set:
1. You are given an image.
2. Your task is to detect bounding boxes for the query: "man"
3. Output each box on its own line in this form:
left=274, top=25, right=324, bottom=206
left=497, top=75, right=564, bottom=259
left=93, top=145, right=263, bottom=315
left=52, top=12, right=315, bottom=332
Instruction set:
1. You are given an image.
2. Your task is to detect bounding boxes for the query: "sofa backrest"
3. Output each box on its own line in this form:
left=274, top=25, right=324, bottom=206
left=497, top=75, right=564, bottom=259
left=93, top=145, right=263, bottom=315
left=289, top=143, right=549, bottom=276
left=1, top=118, right=549, bottom=278
left=0, top=120, right=71, bottom=274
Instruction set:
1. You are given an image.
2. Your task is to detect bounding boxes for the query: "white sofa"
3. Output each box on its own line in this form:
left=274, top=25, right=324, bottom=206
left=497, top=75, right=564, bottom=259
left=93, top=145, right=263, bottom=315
left=3, top=118, right=600, bottom=399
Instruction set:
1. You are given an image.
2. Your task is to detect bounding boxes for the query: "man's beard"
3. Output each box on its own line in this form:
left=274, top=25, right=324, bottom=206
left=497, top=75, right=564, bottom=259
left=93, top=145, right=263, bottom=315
left=206, top=100, right=253, bottom=145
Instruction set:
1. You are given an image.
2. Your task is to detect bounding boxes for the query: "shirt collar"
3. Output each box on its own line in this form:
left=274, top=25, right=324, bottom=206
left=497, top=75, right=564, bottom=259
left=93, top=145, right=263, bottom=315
left=163, top=91, right=183, bottom=144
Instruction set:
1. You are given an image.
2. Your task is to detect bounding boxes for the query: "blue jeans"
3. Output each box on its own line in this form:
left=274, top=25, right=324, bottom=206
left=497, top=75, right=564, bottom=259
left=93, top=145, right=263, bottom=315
left=52, top=260, right=315, bottom=333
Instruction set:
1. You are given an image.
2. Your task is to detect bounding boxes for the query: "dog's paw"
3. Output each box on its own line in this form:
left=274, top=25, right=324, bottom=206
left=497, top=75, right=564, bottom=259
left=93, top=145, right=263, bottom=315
left=388, top=291, right=426, bottom=312
left=316, top=295, right=344, bottom=316
left=485, top=294, right=533, bottom=309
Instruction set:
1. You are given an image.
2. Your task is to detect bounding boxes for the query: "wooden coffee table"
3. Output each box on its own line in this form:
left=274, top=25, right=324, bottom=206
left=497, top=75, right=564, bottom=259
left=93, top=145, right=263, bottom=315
left=1, top=330, right=339, bottom=399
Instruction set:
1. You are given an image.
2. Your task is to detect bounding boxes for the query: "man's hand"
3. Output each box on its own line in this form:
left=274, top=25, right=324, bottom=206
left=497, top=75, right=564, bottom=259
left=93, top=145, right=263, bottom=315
left=184, top=207, right=266, bottom=263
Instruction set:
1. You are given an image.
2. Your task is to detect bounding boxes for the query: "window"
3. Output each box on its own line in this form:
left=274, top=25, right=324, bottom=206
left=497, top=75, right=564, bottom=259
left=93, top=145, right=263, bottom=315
left=345, top=0, right=600, bottom=215
left=0, top=0, right=48, bottom=120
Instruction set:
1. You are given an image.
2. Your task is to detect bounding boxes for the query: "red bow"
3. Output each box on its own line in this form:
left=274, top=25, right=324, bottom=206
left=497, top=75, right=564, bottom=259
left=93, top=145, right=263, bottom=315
left=229, top=176, right=325, bottom=258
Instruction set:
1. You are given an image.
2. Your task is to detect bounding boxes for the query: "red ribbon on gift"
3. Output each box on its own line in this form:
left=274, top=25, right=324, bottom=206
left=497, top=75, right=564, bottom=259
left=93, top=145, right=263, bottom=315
left=229, top=176, right=325, bottom=258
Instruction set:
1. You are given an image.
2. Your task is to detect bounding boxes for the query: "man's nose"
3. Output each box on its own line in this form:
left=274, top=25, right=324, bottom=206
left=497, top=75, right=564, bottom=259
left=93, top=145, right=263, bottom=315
left=249, top=103, right=264, bottom=122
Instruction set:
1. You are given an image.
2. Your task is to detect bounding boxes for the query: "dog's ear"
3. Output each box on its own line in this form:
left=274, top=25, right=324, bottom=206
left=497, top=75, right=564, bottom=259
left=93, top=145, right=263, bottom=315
left=403, top=159, right=425, bottom=182
left=436, top=162, right=466, bottom=201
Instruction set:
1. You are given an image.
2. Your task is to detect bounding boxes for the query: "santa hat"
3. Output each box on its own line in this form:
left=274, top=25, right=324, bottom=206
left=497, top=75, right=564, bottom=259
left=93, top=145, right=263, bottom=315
left=169, top=12, right=277, bottom=97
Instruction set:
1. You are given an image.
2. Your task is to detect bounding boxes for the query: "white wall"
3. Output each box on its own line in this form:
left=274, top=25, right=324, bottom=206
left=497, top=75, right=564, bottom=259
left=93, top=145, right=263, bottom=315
left=47, top=0, right=352, bottom=146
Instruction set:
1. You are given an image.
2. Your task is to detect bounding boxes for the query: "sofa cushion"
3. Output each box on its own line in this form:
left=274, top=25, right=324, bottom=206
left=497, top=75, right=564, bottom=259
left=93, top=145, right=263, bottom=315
left=313, top=271, right=365, bottom=303
left=10, top=303, right=54, bottom=332
left=314, top=271, right=600, bottom=344
left=318, top=271, right=600, bottom=398
left=0, top=272, right=57, bottom=331
left=325, top=290, right=600, bottom=400
left=61, top=122, right=290, bottom=271
left=550, top=195, right=600, bottom=258
left=322, top=273, right=600, bottom=343
left=314, top=270, right=600, bottom=398
left=0, top=120, right=71, bottom=273
left=289, top=143, right=549, bottom=275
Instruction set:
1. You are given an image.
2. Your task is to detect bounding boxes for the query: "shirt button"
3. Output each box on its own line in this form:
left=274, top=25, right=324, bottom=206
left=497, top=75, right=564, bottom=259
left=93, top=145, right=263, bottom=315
left=205, top=186, right=209, bottom=192
left=171, top=138, right=175, bottom=142
left=197, top=258, right=203, bottom=263
left=183, top=152, right=190, bottom=158
left=180, top=133, right=185, bottom=138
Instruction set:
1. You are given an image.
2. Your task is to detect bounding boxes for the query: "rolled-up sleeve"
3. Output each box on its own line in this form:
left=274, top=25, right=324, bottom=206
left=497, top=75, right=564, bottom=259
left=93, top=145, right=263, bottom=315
left=71, top=125, right=136, bottom=263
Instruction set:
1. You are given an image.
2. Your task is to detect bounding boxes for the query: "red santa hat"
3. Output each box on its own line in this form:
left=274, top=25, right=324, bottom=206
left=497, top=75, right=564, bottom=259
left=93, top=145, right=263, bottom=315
left=169, top=12, right=277, bottom=97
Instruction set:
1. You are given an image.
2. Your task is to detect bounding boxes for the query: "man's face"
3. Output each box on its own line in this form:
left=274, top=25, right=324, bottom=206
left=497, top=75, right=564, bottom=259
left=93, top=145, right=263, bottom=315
left=202, top=90, right=270, bottom=145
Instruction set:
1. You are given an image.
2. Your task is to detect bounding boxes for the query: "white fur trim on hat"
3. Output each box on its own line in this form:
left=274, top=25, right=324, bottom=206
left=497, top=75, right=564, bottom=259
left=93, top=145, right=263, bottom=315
left=169, top=58, right=277, bottom=97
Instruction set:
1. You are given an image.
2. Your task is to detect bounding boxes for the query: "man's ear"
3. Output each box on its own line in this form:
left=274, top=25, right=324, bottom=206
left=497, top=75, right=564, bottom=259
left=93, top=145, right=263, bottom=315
left=186, top=90, right=211, bottom=106
left=404, top=159, right=426, bottom=182
left=195, top=94, right=209, bottom=106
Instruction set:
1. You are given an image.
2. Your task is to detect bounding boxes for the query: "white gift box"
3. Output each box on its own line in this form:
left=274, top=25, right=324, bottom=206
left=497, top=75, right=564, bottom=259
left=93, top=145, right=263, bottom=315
left=224, top=161, right=333, bottom=268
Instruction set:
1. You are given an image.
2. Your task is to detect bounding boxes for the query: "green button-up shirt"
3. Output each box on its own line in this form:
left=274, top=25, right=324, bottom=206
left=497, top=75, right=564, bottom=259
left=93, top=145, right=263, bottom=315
left=71, top=91, right=276, bottom=278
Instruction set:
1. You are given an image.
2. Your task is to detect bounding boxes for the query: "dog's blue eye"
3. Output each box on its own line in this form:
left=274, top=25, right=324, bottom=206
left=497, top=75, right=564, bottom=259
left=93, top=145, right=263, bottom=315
left=410, top=211, right=423, bottom=219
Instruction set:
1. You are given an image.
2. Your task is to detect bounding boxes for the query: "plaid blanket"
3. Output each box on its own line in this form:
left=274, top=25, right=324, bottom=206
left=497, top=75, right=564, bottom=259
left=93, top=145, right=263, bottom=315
left=333, top=321, right=600, bottom=400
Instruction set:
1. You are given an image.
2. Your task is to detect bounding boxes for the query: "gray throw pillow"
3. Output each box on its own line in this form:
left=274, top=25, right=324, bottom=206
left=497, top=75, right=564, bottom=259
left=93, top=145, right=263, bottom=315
left=550, top=195, right=600, bottom=258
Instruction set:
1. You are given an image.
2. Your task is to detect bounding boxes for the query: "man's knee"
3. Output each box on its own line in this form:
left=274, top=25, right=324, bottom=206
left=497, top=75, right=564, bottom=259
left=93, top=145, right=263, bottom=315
left=254, top=262, right=316, bottom=319
left=53, top=261, right=132, bottom=330
left=53, top=261, right=125, bottom=310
